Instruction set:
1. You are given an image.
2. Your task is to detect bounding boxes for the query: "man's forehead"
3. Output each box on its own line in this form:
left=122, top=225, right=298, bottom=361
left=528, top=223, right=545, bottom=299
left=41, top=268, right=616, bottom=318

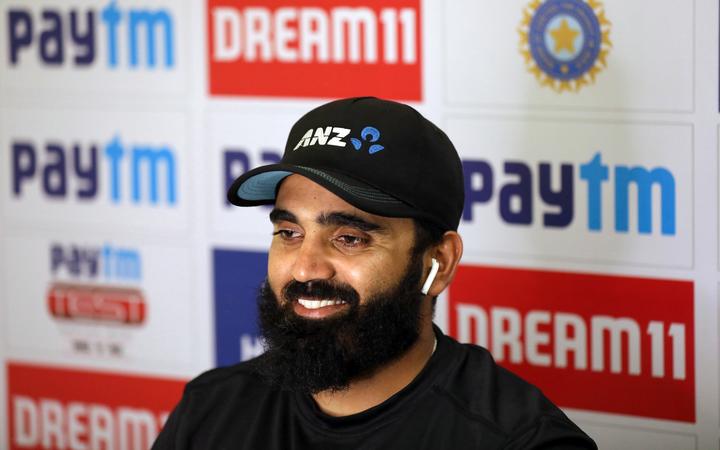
left=276, top=174, right=358, bottom=211
left=274, top=174, right=412, bottom=229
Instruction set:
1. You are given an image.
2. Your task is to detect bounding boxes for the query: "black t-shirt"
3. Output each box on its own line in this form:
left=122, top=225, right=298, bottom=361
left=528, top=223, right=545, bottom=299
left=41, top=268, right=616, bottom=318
left=153, top=326, right=596, bottom=449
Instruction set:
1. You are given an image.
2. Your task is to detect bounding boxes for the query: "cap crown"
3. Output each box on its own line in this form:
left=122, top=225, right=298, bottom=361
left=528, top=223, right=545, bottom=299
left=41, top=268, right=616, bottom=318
left=282, top=97, right=464, bottom=231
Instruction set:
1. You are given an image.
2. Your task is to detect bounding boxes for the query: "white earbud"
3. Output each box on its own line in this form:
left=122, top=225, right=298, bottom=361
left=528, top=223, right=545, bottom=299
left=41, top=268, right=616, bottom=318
left=421, top=258, right=440, bottom=295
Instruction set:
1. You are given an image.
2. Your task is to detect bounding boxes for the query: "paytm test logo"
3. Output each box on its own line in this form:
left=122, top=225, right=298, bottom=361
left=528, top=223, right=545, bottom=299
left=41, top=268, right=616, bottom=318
left=6, top=1, right=174, bottom=70
left=48, top=242, right=146, bottom=355
left=208, top=0, right=422, bottom=100
left=462, top=151, right=676, bottom=235
left=11, top=134, right=177, bottom=206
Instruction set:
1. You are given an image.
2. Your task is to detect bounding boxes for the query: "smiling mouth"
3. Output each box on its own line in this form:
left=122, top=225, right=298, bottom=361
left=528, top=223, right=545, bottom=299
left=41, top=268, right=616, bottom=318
left=297, top=298, right=348, bottom=310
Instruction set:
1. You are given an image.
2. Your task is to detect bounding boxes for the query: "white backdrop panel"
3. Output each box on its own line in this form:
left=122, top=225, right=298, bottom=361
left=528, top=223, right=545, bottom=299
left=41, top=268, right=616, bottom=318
left=0, top=108, right=190, bottom=234
left=3, top=235, right=195, bottom=367
left=445, top=0, right=694, bottom=112
left=449, top=117, right=693, bottom=267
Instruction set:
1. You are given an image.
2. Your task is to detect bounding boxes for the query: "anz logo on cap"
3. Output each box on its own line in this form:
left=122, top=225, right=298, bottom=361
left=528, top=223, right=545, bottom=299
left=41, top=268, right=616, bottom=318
left=293, top=126, right=384, bottom=154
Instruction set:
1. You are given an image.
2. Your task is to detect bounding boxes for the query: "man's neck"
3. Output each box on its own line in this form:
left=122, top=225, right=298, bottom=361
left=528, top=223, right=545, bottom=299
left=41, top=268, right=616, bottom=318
left=311, top=320, right=436, bottom=417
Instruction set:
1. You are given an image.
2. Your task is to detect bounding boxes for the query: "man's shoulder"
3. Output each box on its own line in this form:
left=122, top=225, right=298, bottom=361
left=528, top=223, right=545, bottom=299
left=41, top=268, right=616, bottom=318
left=184, top=356, right=270, bottom=397
left=152, top=357, right=283, bottom=448
left=435, top=336, right=594, bottom=447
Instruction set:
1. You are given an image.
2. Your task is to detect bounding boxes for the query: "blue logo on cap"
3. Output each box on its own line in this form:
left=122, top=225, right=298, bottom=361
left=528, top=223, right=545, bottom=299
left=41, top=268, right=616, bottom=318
left=351, top=126, right=384, bottom=154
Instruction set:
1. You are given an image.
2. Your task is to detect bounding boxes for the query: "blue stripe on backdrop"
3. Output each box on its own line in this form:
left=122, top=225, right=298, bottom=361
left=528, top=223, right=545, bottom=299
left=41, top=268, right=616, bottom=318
left=213, top=249, right=268, bottom=367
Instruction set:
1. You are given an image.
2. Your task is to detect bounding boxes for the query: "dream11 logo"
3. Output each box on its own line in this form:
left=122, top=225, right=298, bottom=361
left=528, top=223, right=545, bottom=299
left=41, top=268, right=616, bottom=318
left=207, top=0, right=422, bottom=99
left=47, top=242, right=146, bottom=356
left=11, top=134, right=177, bottom=207
left=461, top=152, right=676, bottom=236
left=448, top=265, right=694, bottom=422
left=6, top=1, right=175, bottom=70
left=8, top=362, right=185, bottom=449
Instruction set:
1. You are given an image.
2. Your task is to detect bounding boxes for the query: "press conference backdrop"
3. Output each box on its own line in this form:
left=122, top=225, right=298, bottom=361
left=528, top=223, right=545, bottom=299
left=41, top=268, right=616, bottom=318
left=0, top=0, right=715, bottom=448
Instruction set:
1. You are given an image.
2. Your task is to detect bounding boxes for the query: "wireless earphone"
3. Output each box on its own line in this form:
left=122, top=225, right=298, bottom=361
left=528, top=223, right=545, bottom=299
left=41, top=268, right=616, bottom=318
left=421, top=258, right=440, bottom=295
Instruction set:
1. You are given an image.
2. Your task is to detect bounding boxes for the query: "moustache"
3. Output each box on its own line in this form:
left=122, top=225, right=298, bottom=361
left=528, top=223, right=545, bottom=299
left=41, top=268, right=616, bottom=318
left=282, top=279, right=361, bottom=307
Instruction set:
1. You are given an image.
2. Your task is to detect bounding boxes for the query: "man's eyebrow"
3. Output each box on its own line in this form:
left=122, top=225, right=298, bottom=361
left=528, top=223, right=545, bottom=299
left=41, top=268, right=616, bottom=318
left=318, top=212, right=384, bottom=232
left=269, top=208, right=297, bottom=224
left=270, top=209, right=386, bottom=233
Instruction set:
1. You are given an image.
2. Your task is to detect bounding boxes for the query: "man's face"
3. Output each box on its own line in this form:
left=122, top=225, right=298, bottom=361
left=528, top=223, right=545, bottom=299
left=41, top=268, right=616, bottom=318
left=256, top=174, right=427, bottom=393
left=268, top=174, right=417, bottom=317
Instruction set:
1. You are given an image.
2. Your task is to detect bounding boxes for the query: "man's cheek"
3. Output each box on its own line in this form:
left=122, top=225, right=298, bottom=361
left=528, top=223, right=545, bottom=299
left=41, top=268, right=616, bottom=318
left=335, top=262, right=369, bottom=292
left=266, top=253, right=287, bottom=291
left=265, top=280, right=286, bottom=305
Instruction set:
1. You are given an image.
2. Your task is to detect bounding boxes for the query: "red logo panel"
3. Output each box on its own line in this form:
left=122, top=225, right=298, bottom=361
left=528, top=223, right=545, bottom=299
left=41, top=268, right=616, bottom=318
left=448, top=265, right=695, bottom=422
left=47, top=283, right=146, bottom=325
left=7, top=362, right=186, bottom=450
left=207, top=0, right=422, bottom=99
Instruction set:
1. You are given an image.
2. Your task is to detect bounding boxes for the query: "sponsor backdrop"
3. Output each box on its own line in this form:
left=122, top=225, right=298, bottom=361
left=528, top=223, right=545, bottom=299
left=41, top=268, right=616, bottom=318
left=0, top=0, right=716, bottom=448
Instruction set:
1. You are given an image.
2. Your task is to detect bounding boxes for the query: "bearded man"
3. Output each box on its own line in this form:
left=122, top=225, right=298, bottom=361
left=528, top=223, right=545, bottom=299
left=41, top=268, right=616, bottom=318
left=153, top=97, right=596, bottom=450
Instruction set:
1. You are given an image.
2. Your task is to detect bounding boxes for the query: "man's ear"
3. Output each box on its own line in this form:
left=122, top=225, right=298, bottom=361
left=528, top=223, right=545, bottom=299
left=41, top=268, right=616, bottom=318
left=424, top=231, right=463, bottom=297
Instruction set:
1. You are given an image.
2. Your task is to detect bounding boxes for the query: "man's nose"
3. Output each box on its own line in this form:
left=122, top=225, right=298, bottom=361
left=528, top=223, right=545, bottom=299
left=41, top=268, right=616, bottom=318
left=291, top=234, right=335, bottom=283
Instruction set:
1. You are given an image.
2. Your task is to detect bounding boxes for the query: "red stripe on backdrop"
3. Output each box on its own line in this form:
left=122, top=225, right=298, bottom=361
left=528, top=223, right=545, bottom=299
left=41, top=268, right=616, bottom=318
left=7, top=362, right=186, bottom=450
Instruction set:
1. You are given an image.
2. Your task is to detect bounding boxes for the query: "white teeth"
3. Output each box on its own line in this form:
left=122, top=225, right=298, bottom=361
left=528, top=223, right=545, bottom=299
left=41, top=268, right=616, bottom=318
left=298, top=299, right=347, bottom=309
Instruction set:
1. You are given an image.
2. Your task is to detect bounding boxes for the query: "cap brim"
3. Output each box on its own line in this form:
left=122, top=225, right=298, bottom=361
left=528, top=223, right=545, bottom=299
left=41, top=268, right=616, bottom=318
left=227, top=164, right=423, bottom=220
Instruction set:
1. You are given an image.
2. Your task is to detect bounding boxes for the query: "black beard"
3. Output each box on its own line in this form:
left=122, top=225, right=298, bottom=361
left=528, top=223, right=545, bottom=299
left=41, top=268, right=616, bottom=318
left=255, top=254, right=425, bottom=394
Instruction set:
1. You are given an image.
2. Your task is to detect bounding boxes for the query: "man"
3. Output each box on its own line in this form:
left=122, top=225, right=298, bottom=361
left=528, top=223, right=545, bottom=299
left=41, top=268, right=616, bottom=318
left=153, top=97, right=597, bottom=449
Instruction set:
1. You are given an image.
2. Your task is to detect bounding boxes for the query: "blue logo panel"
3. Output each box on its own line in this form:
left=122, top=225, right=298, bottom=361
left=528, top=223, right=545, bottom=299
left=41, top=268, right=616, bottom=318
left=213, top=249, right=268, bottom=367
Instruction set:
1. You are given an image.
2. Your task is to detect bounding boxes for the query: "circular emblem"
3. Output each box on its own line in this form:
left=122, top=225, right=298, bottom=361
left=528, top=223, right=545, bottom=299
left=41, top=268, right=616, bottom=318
left=519, top=0, right=611, bottom=92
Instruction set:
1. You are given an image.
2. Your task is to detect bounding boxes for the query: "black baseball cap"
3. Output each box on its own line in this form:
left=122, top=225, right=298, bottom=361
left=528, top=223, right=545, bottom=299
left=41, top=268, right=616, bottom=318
left=227, top=97, right=465, bottom=231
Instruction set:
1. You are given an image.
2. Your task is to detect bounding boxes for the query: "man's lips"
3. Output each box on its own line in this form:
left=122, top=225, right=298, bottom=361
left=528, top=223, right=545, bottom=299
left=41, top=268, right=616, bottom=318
left=292, top=298, right=350, bottom=319
left=297, top=298, right=347, bottom=309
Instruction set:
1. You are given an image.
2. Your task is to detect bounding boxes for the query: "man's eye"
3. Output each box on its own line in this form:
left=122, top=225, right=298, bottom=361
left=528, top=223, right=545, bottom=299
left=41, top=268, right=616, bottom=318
left=273, top=229, right=301, bottom=240
left=335, top=235, right=368, bottom=247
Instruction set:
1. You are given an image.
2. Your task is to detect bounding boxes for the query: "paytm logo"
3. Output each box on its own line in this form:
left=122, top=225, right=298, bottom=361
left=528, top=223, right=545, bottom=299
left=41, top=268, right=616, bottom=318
left=462, top=151, right=676, bottom=235
left=50, top=243, right=141, bottom=282
left=48, top=243, right=145, bottom=327
left=12, top=135, right=177, bottom=206
left=7, top=1, right=174, bottom=69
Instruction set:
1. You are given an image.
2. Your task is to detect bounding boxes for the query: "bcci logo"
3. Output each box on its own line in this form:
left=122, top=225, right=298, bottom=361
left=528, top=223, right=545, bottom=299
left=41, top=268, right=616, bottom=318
left=519, top=0, right=612, bottom=92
